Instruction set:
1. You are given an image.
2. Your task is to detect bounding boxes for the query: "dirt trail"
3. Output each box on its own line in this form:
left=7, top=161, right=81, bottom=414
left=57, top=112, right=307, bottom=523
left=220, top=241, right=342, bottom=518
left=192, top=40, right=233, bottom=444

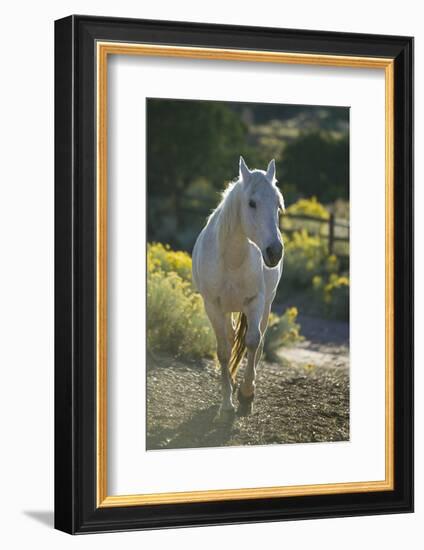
left=147, top=319, right=349, bottom=451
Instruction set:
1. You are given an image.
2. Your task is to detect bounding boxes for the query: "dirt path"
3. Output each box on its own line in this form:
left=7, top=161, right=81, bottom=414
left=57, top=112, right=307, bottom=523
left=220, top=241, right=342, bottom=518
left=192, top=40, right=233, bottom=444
left=147, top=322, right=349, bottom=450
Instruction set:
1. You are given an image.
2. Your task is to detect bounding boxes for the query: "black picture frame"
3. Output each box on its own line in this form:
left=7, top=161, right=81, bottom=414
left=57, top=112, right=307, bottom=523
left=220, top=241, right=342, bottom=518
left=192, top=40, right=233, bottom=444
left=55, top=14, right=414, bottom=534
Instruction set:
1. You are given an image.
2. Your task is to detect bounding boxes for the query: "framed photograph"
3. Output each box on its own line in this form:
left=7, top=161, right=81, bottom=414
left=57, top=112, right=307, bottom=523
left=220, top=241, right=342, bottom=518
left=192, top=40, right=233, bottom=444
left=54, top=15, right=413, bottom=534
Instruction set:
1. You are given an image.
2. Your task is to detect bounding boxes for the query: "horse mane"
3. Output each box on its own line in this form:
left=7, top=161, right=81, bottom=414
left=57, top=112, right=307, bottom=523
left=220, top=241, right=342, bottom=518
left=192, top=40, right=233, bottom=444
left=276, top=184, right=285, bottom=212
left=207, top=178, right=242, bottom=251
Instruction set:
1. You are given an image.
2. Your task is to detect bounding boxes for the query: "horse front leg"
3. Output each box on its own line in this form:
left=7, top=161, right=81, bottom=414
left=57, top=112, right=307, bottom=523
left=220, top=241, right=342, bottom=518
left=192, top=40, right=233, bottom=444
left=204, top=302, right=235, bottom=422
left=256, top=302, right=272, bottom=365
left=238, top=295, right=266, bottom=416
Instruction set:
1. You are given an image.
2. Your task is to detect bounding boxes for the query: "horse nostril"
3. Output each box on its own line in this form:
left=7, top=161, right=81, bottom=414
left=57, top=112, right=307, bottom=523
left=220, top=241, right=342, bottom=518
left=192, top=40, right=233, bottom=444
left=266, top=246, right=273, bottom=261
left=265, top=242, right=283, bottom=266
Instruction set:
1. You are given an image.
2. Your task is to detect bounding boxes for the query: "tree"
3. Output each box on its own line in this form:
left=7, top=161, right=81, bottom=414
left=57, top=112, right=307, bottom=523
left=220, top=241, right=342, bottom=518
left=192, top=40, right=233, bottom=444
left=279, top=132, right=349, bottom=203
left=147, top=99, right=249, bottom=242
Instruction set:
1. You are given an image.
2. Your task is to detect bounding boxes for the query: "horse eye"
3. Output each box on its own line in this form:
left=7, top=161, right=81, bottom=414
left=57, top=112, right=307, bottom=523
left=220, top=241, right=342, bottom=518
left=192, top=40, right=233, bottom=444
left=249, top=199, right=256, bottom=208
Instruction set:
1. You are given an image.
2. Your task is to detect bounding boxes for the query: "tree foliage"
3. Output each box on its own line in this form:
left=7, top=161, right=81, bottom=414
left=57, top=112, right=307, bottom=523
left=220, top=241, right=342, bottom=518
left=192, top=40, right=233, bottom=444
left=280, top=132, right=349, bottom=203
left=147, top=100, right=248, bottom=191
left=147, top=99, right=251, bottom=245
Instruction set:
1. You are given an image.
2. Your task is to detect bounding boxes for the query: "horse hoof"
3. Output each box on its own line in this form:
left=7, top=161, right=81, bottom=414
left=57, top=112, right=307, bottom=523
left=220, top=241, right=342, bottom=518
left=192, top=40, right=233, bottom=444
left=237, top=389, right=254, bottom=416
left=216, top=407, right=236, bottom=424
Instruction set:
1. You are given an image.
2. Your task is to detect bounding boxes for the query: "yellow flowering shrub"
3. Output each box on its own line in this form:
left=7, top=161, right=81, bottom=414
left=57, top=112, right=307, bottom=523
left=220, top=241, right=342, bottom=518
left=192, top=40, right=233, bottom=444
left=147, top=269, right=216, bottom=359
left=280, top=229, right=349, bottom=321
left=313, top=273, right=349, bottom=320
left=147, top=242, right=193, bottom=282
left=283, top=229, right=338, bottom=289
left=286, top=196, right=330, bottom=220
left=282, top=197, right=330, bottom=237
left=263, top=307, right=303, bottom=361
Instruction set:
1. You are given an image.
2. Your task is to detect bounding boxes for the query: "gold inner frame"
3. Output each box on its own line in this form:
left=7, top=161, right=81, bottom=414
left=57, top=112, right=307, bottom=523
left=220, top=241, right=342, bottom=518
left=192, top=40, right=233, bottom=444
left=96, top=42, right=395, bottom=508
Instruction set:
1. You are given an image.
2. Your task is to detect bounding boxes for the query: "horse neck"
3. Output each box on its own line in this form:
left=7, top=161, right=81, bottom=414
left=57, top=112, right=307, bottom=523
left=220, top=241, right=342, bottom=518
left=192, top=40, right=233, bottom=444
left=216, top=183, right=249, bottom=269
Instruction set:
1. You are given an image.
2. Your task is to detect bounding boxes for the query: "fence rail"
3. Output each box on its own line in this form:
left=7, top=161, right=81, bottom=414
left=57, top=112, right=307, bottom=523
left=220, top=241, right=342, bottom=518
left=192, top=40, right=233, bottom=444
left=281, top=212, right=349, bottom=256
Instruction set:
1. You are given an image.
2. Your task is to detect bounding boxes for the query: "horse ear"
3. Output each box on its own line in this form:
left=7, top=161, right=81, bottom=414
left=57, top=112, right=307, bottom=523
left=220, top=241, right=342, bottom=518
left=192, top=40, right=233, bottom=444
left=239, top=156, right=250, bottom=181
left=266, top=159, right=276, bottom=181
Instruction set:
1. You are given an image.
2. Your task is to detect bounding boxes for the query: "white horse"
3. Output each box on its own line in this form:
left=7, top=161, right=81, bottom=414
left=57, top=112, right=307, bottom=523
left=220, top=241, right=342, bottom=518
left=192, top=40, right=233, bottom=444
left=192, top=157, right=285, bottom=420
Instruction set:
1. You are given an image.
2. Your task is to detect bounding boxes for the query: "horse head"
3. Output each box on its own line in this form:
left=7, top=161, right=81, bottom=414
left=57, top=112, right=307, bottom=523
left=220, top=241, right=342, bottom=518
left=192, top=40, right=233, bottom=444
left=238, top=156, right=285, bottom=268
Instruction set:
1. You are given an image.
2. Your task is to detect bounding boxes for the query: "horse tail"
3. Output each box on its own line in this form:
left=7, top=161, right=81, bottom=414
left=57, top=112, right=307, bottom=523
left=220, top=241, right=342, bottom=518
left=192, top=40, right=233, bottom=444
left=228, top=312, right=247, bottom=383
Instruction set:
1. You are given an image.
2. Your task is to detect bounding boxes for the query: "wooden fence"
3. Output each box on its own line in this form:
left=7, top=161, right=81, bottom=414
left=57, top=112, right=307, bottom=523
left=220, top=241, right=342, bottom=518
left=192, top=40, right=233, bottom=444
left=280, top=212, right=349, bottom=256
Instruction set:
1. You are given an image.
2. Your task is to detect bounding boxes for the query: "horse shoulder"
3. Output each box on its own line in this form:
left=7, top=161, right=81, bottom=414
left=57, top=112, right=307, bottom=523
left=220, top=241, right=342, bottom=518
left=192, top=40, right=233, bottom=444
left=192, top=223, right=221, bottom=295
left=237, top=244, right=265, bottom=296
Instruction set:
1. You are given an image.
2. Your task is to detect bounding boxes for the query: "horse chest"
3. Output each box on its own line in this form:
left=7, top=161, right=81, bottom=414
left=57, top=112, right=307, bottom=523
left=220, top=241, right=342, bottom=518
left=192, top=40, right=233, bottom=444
left=217, top=273, right=258, bottom=312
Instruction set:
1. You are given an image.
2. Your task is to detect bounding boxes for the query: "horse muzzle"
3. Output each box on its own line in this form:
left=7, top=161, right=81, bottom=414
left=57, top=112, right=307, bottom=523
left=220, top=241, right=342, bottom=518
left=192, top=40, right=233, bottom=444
left=264, top=241, right=283, bottom=267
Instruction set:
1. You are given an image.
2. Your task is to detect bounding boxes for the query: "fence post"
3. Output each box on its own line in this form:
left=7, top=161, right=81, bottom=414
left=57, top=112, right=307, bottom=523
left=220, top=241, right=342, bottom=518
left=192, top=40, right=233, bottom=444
left=329, top=212, right=335, bottom=255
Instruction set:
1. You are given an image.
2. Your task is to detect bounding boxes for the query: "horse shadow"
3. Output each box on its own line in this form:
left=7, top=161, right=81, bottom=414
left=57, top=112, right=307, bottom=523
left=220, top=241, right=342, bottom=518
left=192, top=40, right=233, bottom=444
left=148, top=404, right=236, bottom=450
